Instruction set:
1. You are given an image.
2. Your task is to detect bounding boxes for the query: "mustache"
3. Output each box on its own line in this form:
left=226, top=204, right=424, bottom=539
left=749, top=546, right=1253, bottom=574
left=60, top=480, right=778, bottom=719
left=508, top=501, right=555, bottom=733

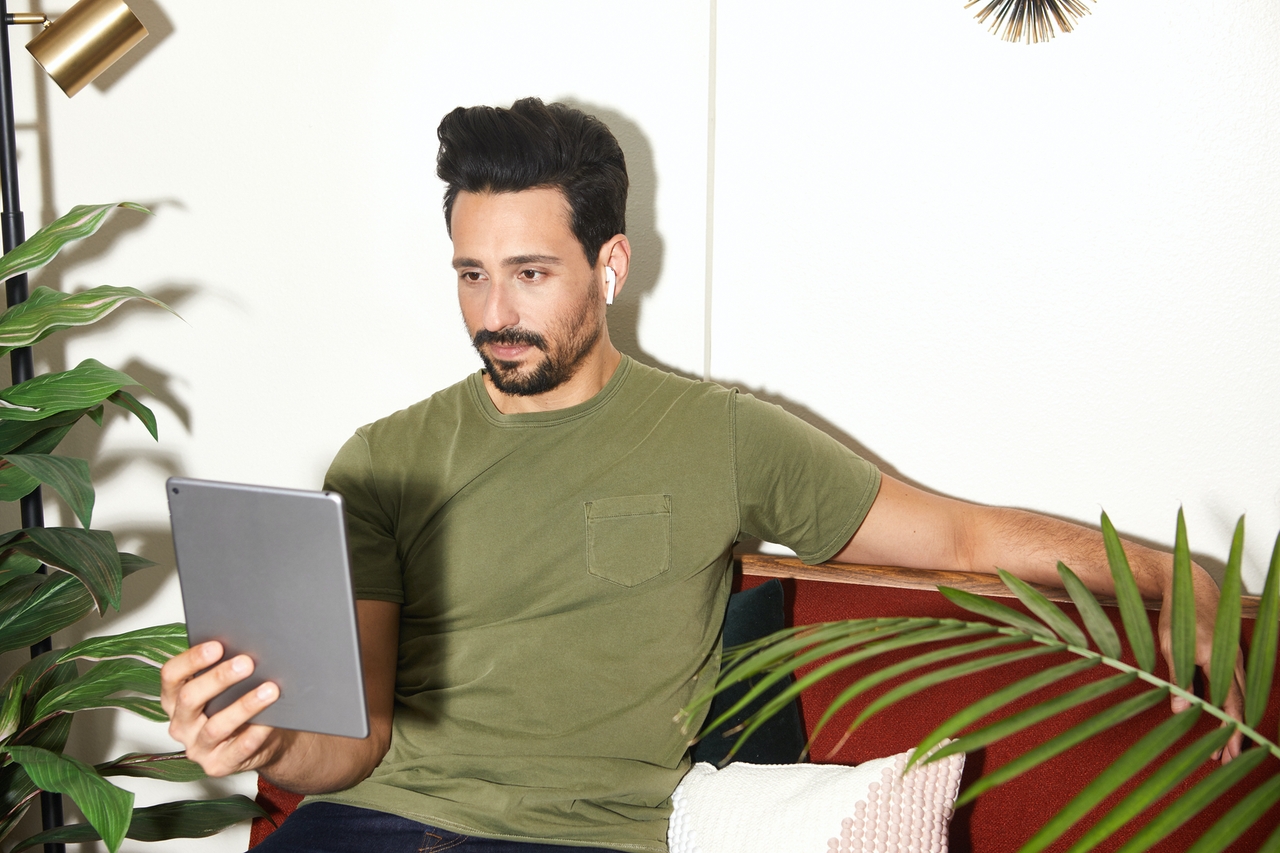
left=472, top=327, right=548, bottom=351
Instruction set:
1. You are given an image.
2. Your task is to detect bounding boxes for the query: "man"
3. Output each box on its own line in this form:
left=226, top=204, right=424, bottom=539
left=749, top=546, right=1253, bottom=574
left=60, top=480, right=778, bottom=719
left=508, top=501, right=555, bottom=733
left=160, top=98, right=1243, bottom=853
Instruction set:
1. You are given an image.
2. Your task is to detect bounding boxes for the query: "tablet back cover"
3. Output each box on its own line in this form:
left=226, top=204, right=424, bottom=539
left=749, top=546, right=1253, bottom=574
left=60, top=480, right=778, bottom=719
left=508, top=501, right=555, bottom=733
left=167, top=477, right=368, bottom=738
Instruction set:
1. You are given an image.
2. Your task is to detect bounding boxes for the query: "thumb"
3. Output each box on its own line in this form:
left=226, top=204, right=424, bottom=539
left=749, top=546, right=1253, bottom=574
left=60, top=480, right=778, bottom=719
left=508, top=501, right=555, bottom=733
left=1171, top=695, right=1190, bottom=713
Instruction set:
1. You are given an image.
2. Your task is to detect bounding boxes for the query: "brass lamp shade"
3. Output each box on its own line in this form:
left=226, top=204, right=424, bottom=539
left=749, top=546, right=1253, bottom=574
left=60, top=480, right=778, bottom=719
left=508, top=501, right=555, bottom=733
left=26, top=0, right=147, bottom=97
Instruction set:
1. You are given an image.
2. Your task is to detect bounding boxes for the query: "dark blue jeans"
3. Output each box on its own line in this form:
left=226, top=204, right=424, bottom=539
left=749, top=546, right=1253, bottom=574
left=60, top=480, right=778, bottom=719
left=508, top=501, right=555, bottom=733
left=251, top=802, right=625, bottom=853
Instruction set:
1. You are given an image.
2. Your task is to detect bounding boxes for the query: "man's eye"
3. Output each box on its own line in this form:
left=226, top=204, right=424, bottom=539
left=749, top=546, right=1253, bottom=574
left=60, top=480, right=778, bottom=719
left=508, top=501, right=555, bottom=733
left=519, top=269, right=543, bottom=281
left=460, top=271, right=482, bottom=282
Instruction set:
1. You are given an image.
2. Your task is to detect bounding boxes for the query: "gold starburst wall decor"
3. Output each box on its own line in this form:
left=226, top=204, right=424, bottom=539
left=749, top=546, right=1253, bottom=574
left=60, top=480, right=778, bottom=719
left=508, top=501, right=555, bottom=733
left=966, top=0, right=1096, bottom=44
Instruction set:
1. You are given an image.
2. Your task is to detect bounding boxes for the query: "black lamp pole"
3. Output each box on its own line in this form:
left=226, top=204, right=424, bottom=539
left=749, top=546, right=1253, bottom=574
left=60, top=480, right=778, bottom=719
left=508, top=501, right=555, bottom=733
left=0, top=2, right=64, bottom=851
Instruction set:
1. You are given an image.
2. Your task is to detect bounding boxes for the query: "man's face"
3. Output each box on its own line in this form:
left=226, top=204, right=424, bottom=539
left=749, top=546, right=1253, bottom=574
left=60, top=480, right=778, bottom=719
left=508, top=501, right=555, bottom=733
left=451, top=188, right=604, bottom=397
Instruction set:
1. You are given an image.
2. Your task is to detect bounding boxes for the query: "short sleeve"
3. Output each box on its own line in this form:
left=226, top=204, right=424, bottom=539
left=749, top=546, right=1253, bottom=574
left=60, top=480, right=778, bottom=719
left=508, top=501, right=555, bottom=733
left=733, top=393, right=882, bottom=564
left=323, top=431, right=405, bottom=603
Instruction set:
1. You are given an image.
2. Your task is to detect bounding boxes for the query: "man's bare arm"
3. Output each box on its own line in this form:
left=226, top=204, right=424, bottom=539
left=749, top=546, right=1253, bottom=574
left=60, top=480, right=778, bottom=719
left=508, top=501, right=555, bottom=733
left=160, top=599, right=400, bottom=793
left=833, top=474, right=1245, bottom=761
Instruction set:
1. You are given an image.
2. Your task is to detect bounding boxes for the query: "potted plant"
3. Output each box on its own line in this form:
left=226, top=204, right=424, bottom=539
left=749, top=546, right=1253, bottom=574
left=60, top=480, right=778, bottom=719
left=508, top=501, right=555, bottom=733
left=0, top=203, right=264, bottom=851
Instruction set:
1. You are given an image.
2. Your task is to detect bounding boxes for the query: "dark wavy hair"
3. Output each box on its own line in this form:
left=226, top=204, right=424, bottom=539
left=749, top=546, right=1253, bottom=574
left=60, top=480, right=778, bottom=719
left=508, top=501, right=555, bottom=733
left=436, top=98, right=628, bottom=265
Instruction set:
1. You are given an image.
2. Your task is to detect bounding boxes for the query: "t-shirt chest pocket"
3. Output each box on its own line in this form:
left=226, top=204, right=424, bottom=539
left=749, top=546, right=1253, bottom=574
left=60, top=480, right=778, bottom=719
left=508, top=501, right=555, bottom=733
left=584, top=494, right=672, bottom=587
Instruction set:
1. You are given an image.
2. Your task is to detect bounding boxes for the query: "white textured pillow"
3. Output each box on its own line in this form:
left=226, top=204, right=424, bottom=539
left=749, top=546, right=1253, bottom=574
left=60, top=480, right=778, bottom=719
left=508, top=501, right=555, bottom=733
left=667, top=747, right=964, bottom=853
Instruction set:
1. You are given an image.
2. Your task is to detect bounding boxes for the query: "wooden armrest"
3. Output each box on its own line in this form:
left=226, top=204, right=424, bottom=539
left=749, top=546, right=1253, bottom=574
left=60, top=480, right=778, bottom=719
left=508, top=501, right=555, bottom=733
left=737, top=553, right=1264, bottom=621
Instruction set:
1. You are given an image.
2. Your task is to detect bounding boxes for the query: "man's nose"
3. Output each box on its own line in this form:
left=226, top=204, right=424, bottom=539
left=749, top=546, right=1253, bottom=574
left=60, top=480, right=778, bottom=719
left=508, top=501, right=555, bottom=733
left=483, top=281, right=519, bottom=331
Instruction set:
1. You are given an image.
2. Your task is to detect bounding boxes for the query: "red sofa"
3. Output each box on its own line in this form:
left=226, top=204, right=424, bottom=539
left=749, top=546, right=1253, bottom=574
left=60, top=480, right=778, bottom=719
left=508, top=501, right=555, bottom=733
left=250, top=556, right=1280, bottom=850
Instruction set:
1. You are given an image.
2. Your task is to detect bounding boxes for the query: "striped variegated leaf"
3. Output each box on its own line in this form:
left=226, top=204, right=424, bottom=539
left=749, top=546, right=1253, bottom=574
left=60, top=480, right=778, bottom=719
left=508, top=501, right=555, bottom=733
left=32, top=658, right=162, bottom=724
left=0, top=553, right=41, bottom=586
left=1, top=454, right=93, bottom=528
left=0, top=406, right=92, bottom=455
left=6, top=745, right=133, bottom=852
left=58, top=623, right=187, bottom=667
left=0, top=572, right=96, bottom=655
left=107, top=389, right=158, bottom=440
left=0, top=651, right=57, bottom=742
left=9, top=795, right=265, bottom=850
left=0, top=285, right=172, bottom=358
left=8, top=527, right=122, bottom=612
left=0, top=359, right=140, bottom=423
left=96, top=752, right=206, bottom=783
left=0, top=203, right=149, bottom=285
left=0, top=463, right=38, bottom=503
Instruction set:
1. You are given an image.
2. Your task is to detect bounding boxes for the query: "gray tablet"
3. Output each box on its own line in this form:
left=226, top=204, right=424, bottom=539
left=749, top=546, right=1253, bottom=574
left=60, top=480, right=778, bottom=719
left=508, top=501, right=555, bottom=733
left=166, top=477, right=369, bottom=738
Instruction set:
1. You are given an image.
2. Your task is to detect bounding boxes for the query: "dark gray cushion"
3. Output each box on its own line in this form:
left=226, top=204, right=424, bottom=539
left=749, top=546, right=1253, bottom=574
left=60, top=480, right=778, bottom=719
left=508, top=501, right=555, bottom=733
left=690, top=579, right=808, bottom=766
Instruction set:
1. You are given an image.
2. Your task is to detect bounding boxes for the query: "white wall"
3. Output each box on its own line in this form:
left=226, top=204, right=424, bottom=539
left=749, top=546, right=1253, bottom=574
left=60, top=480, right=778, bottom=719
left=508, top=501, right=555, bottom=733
left=4, top=1, right=1276, bottom=850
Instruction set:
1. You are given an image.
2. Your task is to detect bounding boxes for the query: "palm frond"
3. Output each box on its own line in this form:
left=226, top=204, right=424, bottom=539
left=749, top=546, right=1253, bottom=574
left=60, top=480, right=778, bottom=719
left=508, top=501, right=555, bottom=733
left=691, top=511, right=1280, bottom=849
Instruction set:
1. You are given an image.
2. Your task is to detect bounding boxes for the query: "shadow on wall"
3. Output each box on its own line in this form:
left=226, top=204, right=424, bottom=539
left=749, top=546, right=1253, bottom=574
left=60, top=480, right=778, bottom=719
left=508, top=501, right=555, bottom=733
left=565, top=101, right=1228, bottom=579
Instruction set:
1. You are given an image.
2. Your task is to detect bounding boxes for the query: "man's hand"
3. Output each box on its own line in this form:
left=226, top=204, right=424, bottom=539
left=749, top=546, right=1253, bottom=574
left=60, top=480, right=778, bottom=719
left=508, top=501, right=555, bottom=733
left=1157, top=566, right=1246, bottom=763
left=160, top=599, right=401, bottom=793
left=160, top=641, right=292, bottom=778
left=837, top=474, right=1247, bottom=764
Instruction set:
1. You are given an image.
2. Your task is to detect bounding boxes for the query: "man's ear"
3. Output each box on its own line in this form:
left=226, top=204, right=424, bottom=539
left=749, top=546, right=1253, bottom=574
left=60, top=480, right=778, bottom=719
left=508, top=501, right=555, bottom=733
left=596, top=235, right=631, bottom=304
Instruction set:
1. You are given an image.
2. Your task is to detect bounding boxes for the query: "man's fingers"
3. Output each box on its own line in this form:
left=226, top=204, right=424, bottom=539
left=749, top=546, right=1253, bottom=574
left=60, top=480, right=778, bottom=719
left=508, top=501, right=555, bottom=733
left=159, top=641, right=223, bottom=714
left=186, top=681, right=282, bottom=777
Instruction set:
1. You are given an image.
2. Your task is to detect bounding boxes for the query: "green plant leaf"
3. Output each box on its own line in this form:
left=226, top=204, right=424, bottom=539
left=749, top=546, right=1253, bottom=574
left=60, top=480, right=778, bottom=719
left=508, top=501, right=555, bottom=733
left=844, top=644, right=1065, bottom=741
left=32, top=658, right=162, bottom=723
left=1057, top=561, right=1123, bottom=658
left=0, top=650, right=60, bottom=740
left=10, top=527, right=123, bottom=612
left=1102, top=511, right=1157, bottom=672
left=0, top=406, right=91, bottom=455
left=1066, top=724, right=1235, bottom=853
left=907, top=658, right=1099, bottom=769
left=997, top=568, right=1089, bottom=647
left=930, top=672, right=1138, bottom=764
left=0, top=463, right=38, bottom=502
left=1245, top=530, right=1279, bottom=729
left=0, top=285, right=172, bottom=359
left=1209, top=517, right=1244, bottom=708
left=0, top=552, right=41, bottom=586
left=1018, top=704, right=1202, bottom=852
left=1, top=454, right=94, bottom=528
left=937, top=586, right=1058, bottom=640
left=106, top=388, right=158, bottom=440
left=700, top=622, right=995, bottom=745
left=9, top=795, right=265, bottom=850
left=59, top=623, right=187, bottom=666
left=801, top=634, right=1030, bottom=753
left=0, top=573, right=97, bottom=656
left=1112, top=745, right=1268, bottom=853
left=1171, top=507, right=1197, bottom=690
left=0, top=359, right=141, bottom=422
left=957, top=688, right=1168, bottom=806
left=1182, top=773, right=1280, bottom=853
left=0, top=204, right=149, bottom=285
left=96, top=752, right=206, bottom=783
left=6, top=745, right=133, bottom=852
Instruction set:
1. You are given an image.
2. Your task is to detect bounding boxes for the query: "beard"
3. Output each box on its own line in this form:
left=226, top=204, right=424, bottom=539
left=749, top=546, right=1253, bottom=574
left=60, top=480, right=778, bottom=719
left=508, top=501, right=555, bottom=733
left=471, top=289, right=602, bottom=397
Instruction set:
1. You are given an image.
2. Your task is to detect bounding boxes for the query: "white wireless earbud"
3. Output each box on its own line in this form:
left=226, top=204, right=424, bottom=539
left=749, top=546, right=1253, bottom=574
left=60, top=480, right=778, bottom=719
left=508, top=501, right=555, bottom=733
left=605, top=266, right=616, bottom=305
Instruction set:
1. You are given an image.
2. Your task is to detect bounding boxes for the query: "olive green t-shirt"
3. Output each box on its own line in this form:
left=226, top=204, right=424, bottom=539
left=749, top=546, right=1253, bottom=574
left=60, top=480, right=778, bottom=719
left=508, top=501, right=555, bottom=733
left=308, top=357, right=880, bottom=851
